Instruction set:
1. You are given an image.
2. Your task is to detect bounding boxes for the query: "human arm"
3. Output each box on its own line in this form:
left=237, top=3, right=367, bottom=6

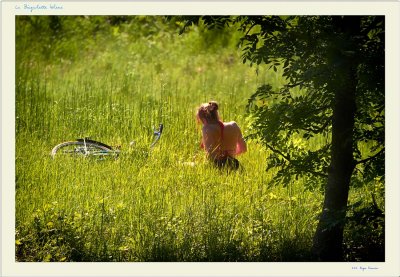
left=235, top=125, right=247, bottom=155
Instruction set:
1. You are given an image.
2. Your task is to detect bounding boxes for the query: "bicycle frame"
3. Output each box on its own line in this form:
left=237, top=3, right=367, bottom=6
left=51, top=124, right=163, bottom=158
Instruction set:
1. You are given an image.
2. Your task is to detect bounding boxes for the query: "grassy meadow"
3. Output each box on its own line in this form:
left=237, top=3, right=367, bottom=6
left=15, top=16, right=384, bottom=262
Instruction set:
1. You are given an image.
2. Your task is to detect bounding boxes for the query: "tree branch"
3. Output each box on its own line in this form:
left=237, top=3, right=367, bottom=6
left=266, top=143, right=291, bottom=161
left=244, top=22, right=257, bottom=37
left=266, top=143, right=328, bottom=178
left=355, top=148, right=384, bottom=166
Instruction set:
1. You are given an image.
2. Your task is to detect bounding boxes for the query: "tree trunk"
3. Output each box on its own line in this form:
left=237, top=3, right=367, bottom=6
left=312, top=16, right=360, bottom=261
left=312, top=80, right=356, bottom=261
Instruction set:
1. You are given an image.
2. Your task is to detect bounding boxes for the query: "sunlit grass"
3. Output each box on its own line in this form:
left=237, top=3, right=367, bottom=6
left=15, top=17, right=382, bottom=262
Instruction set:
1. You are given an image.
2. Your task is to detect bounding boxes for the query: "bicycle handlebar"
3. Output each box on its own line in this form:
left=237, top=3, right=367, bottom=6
left=150, top=123, right=163, bottom=148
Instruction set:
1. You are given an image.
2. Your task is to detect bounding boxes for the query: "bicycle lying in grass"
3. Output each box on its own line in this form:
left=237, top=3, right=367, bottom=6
left=51, top=124, right=163, bottom=158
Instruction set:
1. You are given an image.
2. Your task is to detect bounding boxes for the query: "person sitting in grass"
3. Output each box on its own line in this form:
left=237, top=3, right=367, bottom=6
left=197, top=101, right=247, bottom=170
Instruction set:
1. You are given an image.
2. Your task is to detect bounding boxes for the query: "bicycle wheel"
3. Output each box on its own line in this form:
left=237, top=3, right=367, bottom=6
left=51, top=141, right=116, bottom=158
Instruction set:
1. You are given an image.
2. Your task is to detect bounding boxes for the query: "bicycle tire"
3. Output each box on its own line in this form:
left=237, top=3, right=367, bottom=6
left=51, top=141, right=115, bottom=158
left=76, top=138, right=113, bottom=150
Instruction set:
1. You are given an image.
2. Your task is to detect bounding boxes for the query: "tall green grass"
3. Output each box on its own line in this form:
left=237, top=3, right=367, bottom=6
left=15, top=16, right=383, bottom=262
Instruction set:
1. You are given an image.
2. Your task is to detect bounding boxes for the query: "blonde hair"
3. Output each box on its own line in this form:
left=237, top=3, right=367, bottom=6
left=196, top=101, right=220, bottom=123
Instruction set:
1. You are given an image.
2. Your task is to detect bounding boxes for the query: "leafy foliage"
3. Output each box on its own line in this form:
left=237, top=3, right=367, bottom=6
left=246, top=84, right=332, bottom=189
left=238, top=16, right=385, bottom=190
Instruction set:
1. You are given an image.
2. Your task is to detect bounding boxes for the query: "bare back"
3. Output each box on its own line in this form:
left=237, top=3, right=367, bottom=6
left=202, top=121, right=247, bottom=160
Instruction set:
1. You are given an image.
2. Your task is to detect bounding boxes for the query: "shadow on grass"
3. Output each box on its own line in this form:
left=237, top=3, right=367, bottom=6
left=16, top=205, right=384, bottom=262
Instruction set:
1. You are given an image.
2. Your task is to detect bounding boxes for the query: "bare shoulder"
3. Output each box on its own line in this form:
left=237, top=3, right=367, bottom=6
left=224, top=121, right=239, bottom=128
left=224, top=121, right=243, bottom=136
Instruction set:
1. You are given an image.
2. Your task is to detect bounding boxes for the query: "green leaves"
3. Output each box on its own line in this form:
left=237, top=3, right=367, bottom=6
left=246, top=80, right=332, bottom=188
left=241, top=16, right=384, bottom=190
